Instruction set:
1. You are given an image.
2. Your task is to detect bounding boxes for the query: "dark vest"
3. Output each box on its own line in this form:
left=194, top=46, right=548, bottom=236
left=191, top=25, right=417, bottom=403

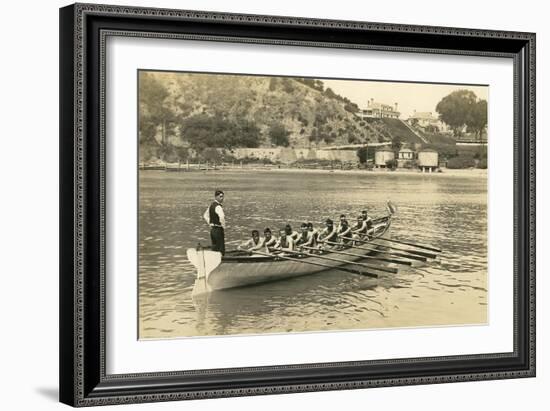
left=326, top=228, right=338, bottom=243
left=209, top=202, right=222, bottom=226
left=296, top=231, right=308, bottom=245
left=280, top=236, right=289, bottom=249
left=310, top=230, right=318, bottom=245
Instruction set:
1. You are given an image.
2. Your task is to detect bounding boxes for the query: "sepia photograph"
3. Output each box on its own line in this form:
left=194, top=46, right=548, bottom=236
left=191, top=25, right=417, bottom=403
left=138, top=70, right=489, bottom=339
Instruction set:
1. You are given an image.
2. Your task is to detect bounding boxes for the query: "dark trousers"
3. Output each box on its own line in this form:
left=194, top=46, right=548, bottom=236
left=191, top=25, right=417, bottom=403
left=210, top=226, right=225, bottom=255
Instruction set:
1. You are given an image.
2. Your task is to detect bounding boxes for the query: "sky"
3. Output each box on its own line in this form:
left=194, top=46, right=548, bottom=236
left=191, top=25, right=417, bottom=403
left=323, top=79, right=489, bottom=119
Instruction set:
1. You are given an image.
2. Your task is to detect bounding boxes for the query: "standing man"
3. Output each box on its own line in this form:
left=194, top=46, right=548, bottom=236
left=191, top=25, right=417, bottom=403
left=203, top=190, right=225, bottom=255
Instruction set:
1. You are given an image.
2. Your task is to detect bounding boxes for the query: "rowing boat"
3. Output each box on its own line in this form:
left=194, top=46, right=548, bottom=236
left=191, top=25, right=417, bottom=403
left=187, top=214, right=393, bottom=296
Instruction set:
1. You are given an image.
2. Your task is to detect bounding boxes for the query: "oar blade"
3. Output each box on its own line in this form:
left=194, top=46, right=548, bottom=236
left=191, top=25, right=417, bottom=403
left=370, top=242, right=437, bottom=259
left=371, top=256, right=413, bottom=266
left=381, top=237, right=442, bottom=253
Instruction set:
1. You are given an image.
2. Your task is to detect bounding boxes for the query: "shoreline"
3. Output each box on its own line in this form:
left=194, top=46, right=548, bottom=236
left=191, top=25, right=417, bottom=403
left=142, top=165, right=487, bottom=178
left=249, top=167, right=488, bottom=178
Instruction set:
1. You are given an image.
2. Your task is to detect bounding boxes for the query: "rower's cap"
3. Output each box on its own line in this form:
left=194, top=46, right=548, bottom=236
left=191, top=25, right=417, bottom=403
left=215, top=190, right=224, bottom=197
left=300, top=223, right=308, bottom=228
left=285, top=224, right=292, bottom=229
left=326, top=218, right=333, bottom=225
left=340, top=214, right=346, bottom=218
left=252, top=230, right=259, bottom=235
left=264, top=227, right=271, bottom=233
left=307, top=222, right=314, bottom=228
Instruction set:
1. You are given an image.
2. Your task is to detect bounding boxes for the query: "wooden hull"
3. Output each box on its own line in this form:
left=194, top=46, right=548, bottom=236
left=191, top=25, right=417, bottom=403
left=188, top=216, right=392, bottom=295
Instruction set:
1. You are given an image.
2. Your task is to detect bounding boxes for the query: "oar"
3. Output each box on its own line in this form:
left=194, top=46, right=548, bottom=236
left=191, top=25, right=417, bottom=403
left=340, top=236, right=437, bottom=259
left=282, top=249, right=397, bottom=274
left=334, top=240, right=428, bottom=262
left=369, top=241, right=438, bottom=259
left=304, top=244, right=412, bottom=266
left=375, top=237, right=442, bottom=253
left=251, top=250, right=378, bottom=278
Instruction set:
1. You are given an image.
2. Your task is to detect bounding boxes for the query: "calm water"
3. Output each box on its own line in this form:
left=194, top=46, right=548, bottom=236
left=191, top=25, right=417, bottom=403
left=139, top=169, right=487, bottom=338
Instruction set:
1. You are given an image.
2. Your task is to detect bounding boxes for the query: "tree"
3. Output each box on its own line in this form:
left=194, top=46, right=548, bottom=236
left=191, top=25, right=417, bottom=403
left=139, top=72, right=176, bottom=145
left=466, top=99, right=488, bottom=140
left=324, top=87, right=337, bottom=99
left=347, top=134, right=359, bottom=144
left=313, top=80, right=324, bottom=92
left=180, top=114, right=261, bottom=150
left=268, top=123, right=290, bottom=147
left=435, top=89, right=478, bottom=137
left=344, top=103, right=359, bottom=113
left=235, top=119, right=262, bottom=148
left=308, top=128, right=319, bottom=144
left=281, top=78, right=295, bottom=93
left=391, top=136, right=403, bottom=154
left=356, top=146, right=368, bottom=164
left=268, top=77, right=278, bottom=91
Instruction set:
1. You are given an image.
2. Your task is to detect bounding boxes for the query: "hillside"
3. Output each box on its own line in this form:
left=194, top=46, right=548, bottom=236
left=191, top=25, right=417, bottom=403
left=378, top=118, right=426, bottom=145
left=417, top=131, right=457, bottom=145
left=139, top=72, right=391, bottom=161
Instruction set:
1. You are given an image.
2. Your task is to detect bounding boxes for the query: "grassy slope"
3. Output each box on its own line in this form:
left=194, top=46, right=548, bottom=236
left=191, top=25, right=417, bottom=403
left=379, top=118, right=425, bottom=145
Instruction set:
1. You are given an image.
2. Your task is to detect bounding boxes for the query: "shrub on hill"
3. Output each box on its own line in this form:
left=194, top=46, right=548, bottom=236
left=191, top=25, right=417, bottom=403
left=446, top=156, right=476, bottom=169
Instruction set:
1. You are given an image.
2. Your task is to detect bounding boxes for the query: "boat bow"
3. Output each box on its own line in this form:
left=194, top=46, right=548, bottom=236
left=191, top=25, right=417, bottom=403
left=187, top=247, right=222, bottom=296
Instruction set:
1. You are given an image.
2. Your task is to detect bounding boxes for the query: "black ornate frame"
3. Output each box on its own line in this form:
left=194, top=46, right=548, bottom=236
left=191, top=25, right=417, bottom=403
left=59, top=2, right=536, bottom=407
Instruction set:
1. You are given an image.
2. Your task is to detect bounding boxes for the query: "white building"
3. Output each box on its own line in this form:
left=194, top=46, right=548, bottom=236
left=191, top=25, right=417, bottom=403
left=407, top=111, right=448, bottom=132
left=374, top=148, right=395, bottom=168
left=356, top=98, right=400, bottom=120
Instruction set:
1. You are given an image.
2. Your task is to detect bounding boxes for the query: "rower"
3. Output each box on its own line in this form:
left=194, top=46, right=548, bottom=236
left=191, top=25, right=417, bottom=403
left=238, top=230, right=262, bottom=251
left=307, top=222, right=318, bottom=247
left=317, top=218, right=338, bottom=249
left=361, top=209, right=373, bottom=230
left=295, top=222, right=314, bottom=250
left=284, top=224, right=300, bottom=242
left=337, top=218, right=352, bottom=245
left=351, top=215, right=368, bottom=241
left=262, top=228, right=278, bottom=253
left=336, top=214, right=346, bottom=231
left=275, top=228, right=296, bottom=254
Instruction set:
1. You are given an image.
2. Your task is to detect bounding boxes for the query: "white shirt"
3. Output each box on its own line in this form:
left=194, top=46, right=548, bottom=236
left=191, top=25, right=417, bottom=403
left=240, top=237, right=262, bottom=250
left=274, top=236, right=295, bottom=251
left=203, top=201, right=225, bottom=228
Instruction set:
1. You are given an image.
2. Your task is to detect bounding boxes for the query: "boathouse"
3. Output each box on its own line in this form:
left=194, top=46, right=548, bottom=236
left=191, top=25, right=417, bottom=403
left=374, top=148, right=395, bottom=168
left=418, top=148, right=439, bottom=172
